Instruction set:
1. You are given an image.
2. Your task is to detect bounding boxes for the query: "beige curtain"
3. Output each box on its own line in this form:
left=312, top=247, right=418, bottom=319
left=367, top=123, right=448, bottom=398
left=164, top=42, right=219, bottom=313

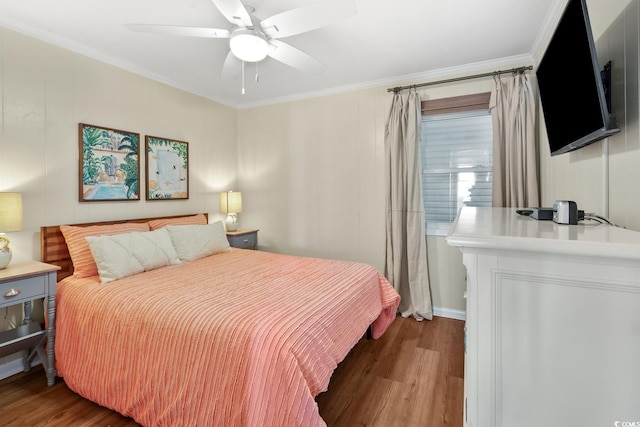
left=491, top=73, right=539, bottom=207
left=384, top=93, right=433, bottom=321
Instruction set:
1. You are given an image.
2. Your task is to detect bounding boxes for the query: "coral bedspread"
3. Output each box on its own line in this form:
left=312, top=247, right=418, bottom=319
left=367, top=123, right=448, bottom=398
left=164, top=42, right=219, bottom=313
left=55, top=249, right=400, bottom=426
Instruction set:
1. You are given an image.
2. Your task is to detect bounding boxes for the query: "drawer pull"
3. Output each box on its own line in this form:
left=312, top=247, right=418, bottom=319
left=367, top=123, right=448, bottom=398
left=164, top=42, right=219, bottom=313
left=3, top=288, right=21, bottom=298
left=243, top=239, right=249, bottom=243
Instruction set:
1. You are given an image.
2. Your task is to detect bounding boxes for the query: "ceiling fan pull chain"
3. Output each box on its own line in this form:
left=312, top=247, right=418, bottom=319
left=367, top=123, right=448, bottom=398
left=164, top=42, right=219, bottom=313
left=241, top=60, right=245, bottom=95
left=255, top=62, right=259, bottom=83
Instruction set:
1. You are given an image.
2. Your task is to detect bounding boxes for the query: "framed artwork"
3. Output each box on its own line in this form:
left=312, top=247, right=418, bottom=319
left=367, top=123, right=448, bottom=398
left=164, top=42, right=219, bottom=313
left=79, top=123, right=140, bottom=202
left=145, top=135, right=189, bottom=200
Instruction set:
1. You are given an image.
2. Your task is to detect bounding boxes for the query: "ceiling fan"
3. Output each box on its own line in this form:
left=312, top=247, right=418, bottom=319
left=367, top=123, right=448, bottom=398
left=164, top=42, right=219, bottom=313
left=126, top=0, right=357, bottom=91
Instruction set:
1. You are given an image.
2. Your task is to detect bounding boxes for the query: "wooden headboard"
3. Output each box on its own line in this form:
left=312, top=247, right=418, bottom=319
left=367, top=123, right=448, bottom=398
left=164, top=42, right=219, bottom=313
left=41, top=213, right=208, bottom=282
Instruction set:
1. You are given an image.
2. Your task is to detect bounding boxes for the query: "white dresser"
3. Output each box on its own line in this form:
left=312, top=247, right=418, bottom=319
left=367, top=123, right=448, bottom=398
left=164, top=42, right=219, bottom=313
left=446, top=207, right=640, bottom=427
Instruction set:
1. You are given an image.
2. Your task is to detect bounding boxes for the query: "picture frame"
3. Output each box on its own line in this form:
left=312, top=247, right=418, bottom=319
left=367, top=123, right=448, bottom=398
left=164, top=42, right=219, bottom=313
left=145, top=135, right=189, bottom=200
left=79, top=123, right=140, bottom=202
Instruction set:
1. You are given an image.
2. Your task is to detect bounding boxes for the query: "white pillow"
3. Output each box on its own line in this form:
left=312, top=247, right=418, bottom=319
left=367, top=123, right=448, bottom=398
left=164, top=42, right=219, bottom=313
left=166, top=221, right=230, bottom=262
left=86, top=228, right=181, bottom=283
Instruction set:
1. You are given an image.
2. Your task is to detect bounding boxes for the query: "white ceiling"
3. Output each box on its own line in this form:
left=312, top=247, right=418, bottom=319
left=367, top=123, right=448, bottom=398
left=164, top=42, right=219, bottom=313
left=0, top=0, right=564, bottom=108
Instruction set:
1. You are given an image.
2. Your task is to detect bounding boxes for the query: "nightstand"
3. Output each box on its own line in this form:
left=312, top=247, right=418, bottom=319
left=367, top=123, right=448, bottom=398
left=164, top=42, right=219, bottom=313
left=0, top=261, right=60, bottom=386
left=226, top=229, right=259, bottom=249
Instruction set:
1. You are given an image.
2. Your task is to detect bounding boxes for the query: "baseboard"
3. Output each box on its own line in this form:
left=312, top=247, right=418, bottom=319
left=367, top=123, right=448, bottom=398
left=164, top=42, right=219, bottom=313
left=0, top=354, right=41, bottom=382
left=433, top=306, right=466, bottom=321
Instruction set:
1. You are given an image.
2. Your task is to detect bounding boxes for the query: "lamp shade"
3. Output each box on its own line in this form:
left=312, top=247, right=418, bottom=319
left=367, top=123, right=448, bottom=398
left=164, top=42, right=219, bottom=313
left=220, top=191, right=242, bottom=214
left=0, top=192, right=23, bottom=232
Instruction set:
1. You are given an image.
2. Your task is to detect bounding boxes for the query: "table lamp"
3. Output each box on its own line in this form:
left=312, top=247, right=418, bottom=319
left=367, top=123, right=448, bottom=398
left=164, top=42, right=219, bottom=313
left=0, top=192, right=23, bottom=269
left=220, top=191, right=242, bottom=232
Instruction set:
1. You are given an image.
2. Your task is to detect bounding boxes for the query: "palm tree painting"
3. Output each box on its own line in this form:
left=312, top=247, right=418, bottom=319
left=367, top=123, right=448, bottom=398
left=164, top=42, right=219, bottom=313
left=79, top=123, right=140, bottom=201
left=145, top=136, right=189, bottom=200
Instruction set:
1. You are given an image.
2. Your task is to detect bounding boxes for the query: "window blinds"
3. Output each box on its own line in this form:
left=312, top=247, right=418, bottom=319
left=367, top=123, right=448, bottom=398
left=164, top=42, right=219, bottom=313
left=420, top=110, right=493, bottom=236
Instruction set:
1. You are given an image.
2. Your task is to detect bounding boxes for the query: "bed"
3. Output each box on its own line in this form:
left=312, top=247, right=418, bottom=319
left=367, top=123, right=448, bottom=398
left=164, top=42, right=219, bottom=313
left=41, top=213, right=400, bottom=426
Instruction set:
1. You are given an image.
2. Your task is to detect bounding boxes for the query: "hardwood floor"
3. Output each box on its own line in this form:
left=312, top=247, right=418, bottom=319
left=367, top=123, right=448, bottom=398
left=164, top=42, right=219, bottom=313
left=0, top=315, right=464, bottom=427
left=317, top=315, right=464, bottom=426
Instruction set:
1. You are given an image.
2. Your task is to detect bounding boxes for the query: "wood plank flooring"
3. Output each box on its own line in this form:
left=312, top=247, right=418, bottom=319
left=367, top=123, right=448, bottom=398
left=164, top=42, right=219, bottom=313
left=0, top=315, right=464, bottom=426
left=317, top=315, right=464, bottom=426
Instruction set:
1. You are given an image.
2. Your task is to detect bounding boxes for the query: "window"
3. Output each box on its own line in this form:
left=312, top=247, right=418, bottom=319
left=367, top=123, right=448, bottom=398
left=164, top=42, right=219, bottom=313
left=420, top=95, right=493, bottom=236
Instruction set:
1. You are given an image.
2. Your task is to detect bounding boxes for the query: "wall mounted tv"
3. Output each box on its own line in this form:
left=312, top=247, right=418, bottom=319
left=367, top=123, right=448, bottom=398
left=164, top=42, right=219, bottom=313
left=536, top=0, right=619, bottom=156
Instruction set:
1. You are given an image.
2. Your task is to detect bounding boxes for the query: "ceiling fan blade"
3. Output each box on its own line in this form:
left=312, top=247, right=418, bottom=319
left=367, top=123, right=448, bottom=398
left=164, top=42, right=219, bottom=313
left=125, top=24, right=230, bottom=38
left=267, top=40, right=326, bottom=74
left=221, top=50, right=241, bottom=80
left=211, top=0, right=253, bottom=28
left=261, top=0, right=356, bottom=39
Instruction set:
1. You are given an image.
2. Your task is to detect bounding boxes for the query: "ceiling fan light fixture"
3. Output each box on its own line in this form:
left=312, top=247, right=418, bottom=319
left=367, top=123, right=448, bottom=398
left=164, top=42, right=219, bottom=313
left=230, top=29, right=269, bottom=62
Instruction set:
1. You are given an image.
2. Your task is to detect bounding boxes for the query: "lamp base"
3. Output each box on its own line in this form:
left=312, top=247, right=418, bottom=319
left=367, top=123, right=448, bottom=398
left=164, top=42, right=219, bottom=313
left=0, top=249, right=12, bottom=270
left=225, top=213, right=239, bottom=232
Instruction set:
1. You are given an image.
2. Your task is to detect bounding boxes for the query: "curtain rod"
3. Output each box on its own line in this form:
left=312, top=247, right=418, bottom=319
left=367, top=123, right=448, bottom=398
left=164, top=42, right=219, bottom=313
left=387, top=65, right=533, bottom=93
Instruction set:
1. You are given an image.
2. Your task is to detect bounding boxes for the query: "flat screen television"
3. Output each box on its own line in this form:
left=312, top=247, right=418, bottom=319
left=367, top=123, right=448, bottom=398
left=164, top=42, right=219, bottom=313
left=536, top=0, right=619, bottom=156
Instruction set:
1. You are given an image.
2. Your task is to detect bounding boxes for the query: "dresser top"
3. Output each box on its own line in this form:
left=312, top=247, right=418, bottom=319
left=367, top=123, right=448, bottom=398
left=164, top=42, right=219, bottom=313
left=446, top=207, right=640, bottom=260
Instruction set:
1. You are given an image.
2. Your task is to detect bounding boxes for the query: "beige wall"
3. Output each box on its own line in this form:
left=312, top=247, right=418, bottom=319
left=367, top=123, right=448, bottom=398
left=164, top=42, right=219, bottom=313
left=237, top=77, right=497, bottom=315
left=237, top=90, right=389, bottom=268
left=587, top=0, right=634, bottom=39
left=0, top=28, right=237, bottom=368
left=0, top=29, right=238, bottom=264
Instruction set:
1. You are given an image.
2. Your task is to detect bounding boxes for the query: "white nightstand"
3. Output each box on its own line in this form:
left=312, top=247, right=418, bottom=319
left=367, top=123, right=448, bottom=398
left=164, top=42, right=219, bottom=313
left=226, top=229, right=259, bottom=250
left=0, top=261, right=60, bottom=386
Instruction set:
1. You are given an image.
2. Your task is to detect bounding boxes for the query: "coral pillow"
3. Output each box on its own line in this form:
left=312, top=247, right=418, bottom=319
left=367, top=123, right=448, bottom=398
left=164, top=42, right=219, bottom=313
left=86, top=228, right=181, bottom=283
left=60, top=222, right=150, bottom=278
left=147, top=214, right=207, bottom=230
